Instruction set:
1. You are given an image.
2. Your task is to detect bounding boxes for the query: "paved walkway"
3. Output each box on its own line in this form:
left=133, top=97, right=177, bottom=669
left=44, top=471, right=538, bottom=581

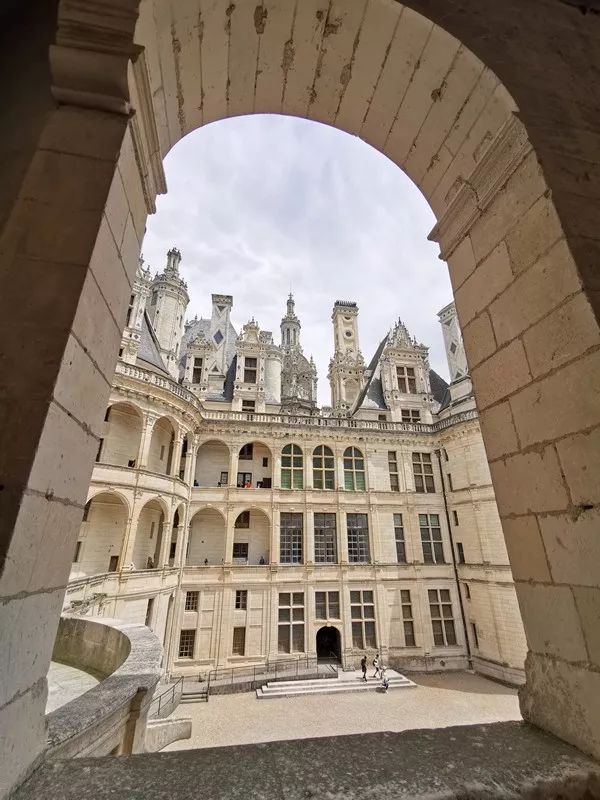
left=166, top=671, right=521, bottom=750
left=46, top=660, right=101, bottom=714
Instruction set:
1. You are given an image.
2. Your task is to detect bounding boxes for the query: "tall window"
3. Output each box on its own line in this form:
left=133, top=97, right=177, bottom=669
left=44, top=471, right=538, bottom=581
left=280, top=512, right=303, bottom=564
left=397, top=365, right=417, bottom=393
left=281, top=444, right=303, bottom=489
left=429, top=589, right=457, bottom=646
left=315, top=591, right=340, bottom=619
left=394, top=514, right=406, bottom=563
left=420, top=514, right=445, bottom=564
left=350, top=590, right=376, bottom=649
left=313, top=445, right=335, bottom=489
left=401, top=408, right=421, bottom=423
left=192, top=356, right=203, bottom=383
left=244, top=356, right=257, bottom=383
left=235, top=590, right=247, bottom=610
left=412, top=452, right=435, bottom=493
left=314, top=513, right=337, bottom=563
left=278, top=592, right=305, bottom=653
left=401, top=590, right=416, bottom=646
left=471, top=622, right=479, bottom=649
left=125, top=294, right=135, bottom=326
left=178, top=629, right=196, bottom=658
left=232, top=627, right=246, bottom=655
left=347, top=513, right=370, bottom=563
left=185, top=591, right=199, bottom=611
left=343, top=447, right=366, bottom=491
left=388, top=451, right=400, bottom=492
left=456, top=542, right=465, bottom=563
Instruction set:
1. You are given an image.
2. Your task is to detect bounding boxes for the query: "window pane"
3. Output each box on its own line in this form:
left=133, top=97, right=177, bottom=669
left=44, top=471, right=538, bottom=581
left=444, top=620, right=457, bottom=645
left=293, top=592, right=304, bottom=605
left=278, top=626, right=290, bottom=653
left=292, top=607, right=304, bottom=621
left=350, top=591, right=361, bottom=604
left=292, top=624, right=305, bottom=652
left=278, top=608, right=290, bottom=622
left=352, top=622, right=364, bottom=649
left=404, top=621, right=416, bottom=647
left=279, top=593, right=290, bottom=606
left=364, top=621, right=377, bottom=648
left=328, top=593, right=340, bottom=618
left=363, top=591, right=373, bottom=603
left=351, top=605, right=362, bottom=620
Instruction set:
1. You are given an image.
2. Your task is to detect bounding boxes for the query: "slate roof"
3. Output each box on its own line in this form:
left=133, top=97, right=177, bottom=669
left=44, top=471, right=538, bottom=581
left=137, top=311, right=169, bottom=375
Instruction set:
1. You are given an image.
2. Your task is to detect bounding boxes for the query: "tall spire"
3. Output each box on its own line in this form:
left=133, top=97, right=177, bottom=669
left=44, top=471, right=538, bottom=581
left=281, top=293, right=301, bottom=352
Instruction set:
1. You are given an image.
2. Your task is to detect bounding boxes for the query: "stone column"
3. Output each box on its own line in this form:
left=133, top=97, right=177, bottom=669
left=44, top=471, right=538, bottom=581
left=228, top=445, right=240, bottom=488
left=429, top=114, right=600, bottom=758
left=119, top=500, right=143, bottom=570
left=137, top=413, right=157, bottom=470
left=170, top=433, right=184, bottom=478
left=224, top=506, right=236, bottom=565
left=184, top=434, right=198, bottom=485
left=271, top=509, right=280, bottom=565
left=305, top=509, right=315, bottom=565
left=159, top=507, right=176, bottom=566
left=339, top=510, right=349, bottom=564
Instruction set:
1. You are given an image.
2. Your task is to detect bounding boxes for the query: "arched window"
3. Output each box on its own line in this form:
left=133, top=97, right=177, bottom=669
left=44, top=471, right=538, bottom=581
left=343, top=447, right=365, bottom=491
left=281, top=444, right=303, bottom=489
left=312, top=445, right=335, bottom=490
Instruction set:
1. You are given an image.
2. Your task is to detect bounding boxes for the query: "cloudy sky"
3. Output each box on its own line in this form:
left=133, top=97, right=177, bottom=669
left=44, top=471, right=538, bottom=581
left=142, top=114, right=454, bottom=405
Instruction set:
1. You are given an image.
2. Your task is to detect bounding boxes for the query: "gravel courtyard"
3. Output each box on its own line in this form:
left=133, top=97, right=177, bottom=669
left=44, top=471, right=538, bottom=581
left=165, top=671, right=521, bottom=751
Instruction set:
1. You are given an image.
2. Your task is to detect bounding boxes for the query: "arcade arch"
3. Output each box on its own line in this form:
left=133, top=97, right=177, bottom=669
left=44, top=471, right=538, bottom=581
left=233, top=508, right=270, bottom=565
left=237, top=442, right=273, bottom=488
left=187, top=508, right=226, bottom=565
left=148, top=416, right=176, bottom=475
left=131, top=498, right=168, bottom=570
left=100, top=402, right=143, bottom=467
left=195, top=439, right=230, bottom=487
left=73, top=491, right=129, bottom=577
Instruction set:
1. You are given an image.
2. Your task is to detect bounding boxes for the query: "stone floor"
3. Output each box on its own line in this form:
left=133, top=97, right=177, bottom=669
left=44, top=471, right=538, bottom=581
left=167, top=671, right=521, bottom=750
left=46, top=661, right=101, bottom=714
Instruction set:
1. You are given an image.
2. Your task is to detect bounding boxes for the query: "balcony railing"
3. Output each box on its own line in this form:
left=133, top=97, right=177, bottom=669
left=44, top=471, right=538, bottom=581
left=114, top=361, right=479, bottom=434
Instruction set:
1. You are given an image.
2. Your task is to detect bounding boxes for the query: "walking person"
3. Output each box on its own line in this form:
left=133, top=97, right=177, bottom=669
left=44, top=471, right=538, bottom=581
left=372, top=653, right=381, bottom=679
left=360, top=655, right=368, bottom=682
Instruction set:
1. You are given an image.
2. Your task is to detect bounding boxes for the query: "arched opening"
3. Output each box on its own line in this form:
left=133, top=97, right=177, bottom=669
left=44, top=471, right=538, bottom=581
left=131, top=499, right=166, bottom=570
left=316, top=626, right=342, bottom=663
left=187, top=508, right=226, bottom=565
left=148, top=416, right=175, bottom=475
left=3, top=1, right=600, bottom=787
left=72, top=492, right=129, bottom=578
left=99, top=402, right=143, bottom=468
left=237, top=442, right=273, bottom=488
left=195, top=439, right=230, bottom=487
left=233, top=508, right=270, bottom=565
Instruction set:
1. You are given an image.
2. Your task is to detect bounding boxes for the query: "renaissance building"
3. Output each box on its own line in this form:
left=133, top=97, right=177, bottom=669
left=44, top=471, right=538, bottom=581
left=68, top=249, right=526, bottom=685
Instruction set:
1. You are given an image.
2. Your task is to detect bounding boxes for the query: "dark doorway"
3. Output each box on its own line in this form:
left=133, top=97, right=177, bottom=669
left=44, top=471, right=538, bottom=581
left=316, top=626, right=341, bottom=662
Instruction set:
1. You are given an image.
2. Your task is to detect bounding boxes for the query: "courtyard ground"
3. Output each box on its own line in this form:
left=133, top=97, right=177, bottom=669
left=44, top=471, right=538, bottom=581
left=165, top=671, right=521, bottom=751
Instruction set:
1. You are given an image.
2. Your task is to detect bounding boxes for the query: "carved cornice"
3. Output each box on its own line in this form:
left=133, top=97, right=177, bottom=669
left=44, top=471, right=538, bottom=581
left=51, top=0, right=141, bottom=114
left=429, top=114, right=531, bottom=260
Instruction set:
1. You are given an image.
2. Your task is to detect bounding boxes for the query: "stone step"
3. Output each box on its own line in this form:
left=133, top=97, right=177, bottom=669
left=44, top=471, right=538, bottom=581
left=180, top=691, right=209, bottom=703
left=256, top=675, right=416, bottom=699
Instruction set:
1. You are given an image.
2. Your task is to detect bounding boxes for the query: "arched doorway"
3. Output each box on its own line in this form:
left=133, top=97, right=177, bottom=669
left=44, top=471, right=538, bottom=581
left=316, top=626, right=341, bottom=663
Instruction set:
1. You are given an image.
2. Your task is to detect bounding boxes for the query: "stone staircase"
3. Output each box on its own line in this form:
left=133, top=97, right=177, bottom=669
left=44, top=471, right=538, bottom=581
left=256, top=670, right=416, bottom=699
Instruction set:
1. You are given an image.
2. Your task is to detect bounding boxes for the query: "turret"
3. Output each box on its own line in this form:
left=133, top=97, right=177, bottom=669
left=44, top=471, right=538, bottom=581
left=279, top=294, right=317, bottom=415
left=437, top=301, right=473, bottom=410
left=280, top=293, right=301, bottom=352
left=328, top=301, right=365, bottom=414
left=120, top=257, right=152, bottom=364
left=148, top=247, right=190, bottom=378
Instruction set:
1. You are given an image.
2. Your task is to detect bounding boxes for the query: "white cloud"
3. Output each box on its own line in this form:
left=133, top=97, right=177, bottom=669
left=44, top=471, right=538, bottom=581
left=142, top=114, right=454, bottom=405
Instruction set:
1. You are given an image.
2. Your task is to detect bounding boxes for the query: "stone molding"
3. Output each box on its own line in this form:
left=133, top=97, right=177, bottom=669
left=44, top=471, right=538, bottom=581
left=51, top=0, right=141, bottom=114
left=429, top=114, right=531, bottom=260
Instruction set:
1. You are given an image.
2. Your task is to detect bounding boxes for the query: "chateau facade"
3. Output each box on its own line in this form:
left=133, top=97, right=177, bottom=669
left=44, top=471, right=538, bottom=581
left=69, top=250, right=526, bottom=685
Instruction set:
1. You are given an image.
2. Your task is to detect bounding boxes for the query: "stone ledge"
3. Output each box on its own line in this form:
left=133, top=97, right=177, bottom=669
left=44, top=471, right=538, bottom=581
left=15, top=721, right=600, bottom=800
left=46, top=616, right=162, bottom=759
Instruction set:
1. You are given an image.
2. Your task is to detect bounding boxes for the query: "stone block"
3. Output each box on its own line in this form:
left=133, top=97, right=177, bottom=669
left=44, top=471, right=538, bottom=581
left=118, top=128, right=150, bottom=241
left=0, top=493, right=83, bottom=597
left=54, top=334, right=111, bottom=438
left=120, top=214, right=143, bottom=285
left=478, top=402, right=519, bottom=460
left=489, top=447, right=568, bottom=516
left=521, top=651, right=600, bottom=760
left=471, top=339, right=531, bottom=410
left=71, top=269, right=123, bottom=385
left=453, top=241, right=514, bottom=327
left=516, top=583, right=588, bottom=662
left=27, top=400, right=99, bottom=503
left=104, top=169, right=129, bottom=248
left=469, top=150, right=547, bottom=263
left=462, top=311, right=497, bottom=369
left=556, top=425, right=600, bottom=506
left=505, top=192, right=563, bottom=275
left=0, top=678, right=47, bottom=800
left=89, top=215, right=133, bottom=328
left=38, top=106, right=127, bottom=163
left=510, top=350, right=600, bottom=448
left=574, top=587, right=600, bottom=666
left=489, top=238, right=583, bottom=347
left=523, top=291, right=599, bottom=378
left=502, top=515, right=551, bottom=583
left=0, top=589, right=63, bottom=708
left=445, top=234, right=477, bottom=291
left=540, top=508, right=600, bottom=589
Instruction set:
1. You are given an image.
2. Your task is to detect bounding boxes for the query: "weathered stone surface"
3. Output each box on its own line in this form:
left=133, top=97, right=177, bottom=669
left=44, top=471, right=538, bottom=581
left=14, top=722, right=600, bottom=800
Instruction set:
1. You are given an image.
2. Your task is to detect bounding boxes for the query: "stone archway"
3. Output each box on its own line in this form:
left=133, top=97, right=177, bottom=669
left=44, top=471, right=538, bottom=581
left=316, top=626, right=342, bottom=663
left=2, top=1, right=600, bottom=790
